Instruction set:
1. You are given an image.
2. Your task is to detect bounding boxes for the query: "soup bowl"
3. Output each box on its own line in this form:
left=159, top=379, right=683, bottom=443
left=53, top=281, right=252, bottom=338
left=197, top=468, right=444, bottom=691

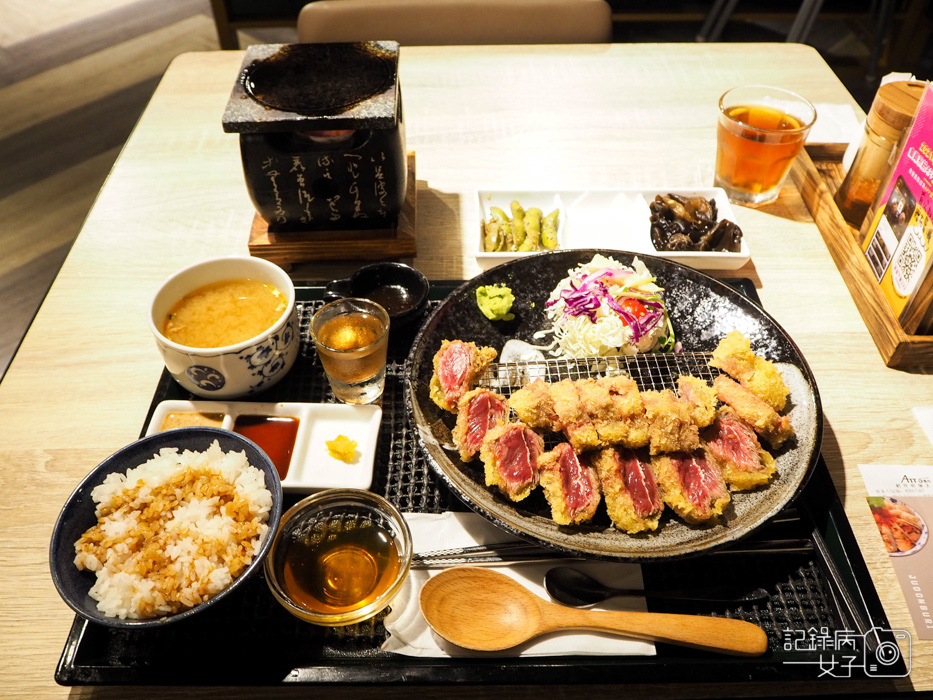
left=149, top=256, right=299, bottom=398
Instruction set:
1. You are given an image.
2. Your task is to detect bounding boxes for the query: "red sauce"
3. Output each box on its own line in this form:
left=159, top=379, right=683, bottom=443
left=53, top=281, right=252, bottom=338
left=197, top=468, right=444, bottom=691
left=233, top=415, right=299, bottom=479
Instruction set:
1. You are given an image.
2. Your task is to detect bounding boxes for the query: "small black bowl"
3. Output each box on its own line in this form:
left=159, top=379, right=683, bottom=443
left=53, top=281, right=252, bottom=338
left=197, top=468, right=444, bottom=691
left=325, top=262, right=430, bottom=329
left=49, top=427, right=283, bottom=629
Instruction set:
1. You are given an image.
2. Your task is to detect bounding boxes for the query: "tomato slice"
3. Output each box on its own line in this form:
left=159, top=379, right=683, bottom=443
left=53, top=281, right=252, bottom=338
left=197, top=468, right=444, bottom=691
left=619, top=298, right=647, bottom=324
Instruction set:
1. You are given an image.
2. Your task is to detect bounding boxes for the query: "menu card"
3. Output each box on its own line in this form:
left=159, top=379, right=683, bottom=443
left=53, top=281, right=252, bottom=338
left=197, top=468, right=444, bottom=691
left=859, top=82, right=933, bottom=333
left=859, top=464, right=933, bottom=638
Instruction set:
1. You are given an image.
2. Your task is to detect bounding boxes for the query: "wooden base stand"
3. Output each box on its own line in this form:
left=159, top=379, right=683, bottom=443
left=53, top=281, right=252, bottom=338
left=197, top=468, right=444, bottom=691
left=792, top=143, right=933, bottom=369
left=248, top=152, right=417, bottom=265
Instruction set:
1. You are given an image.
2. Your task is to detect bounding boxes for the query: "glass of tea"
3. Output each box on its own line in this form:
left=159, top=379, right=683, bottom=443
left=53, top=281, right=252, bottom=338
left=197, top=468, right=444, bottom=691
left=311, top=297, right=390, bottom=404
left=715, top=85, right=817, bottom=206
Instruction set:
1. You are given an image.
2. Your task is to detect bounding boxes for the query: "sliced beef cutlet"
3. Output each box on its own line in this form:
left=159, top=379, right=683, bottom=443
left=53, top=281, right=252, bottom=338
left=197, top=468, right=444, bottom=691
left=480, top=422, right=544, bottom=502
left=452, top=388, right=508, bottom=462
left=709, top=330, right=790, bottom=412
left=592, top=447, right=664, bottom=533
left=539, top=442, right=602, bottom=525
left=429, top=340, right=497, bottom=412
left=713, top=374, right=794, bottom=449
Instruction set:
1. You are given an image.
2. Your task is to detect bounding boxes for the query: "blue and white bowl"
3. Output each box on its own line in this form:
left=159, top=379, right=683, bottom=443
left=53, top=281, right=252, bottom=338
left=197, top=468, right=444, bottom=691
left=148, top=256, right=299, bottom=398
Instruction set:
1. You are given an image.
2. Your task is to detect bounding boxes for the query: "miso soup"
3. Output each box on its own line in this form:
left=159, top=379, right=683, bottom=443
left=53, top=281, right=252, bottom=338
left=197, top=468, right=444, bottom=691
left=162, top=279, right=287, bottom=348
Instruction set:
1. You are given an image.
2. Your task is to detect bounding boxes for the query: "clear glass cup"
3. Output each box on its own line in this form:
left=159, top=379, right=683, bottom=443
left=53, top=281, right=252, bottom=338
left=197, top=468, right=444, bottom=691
left=714, top=85, right=817, bottom=206
left=310, top=297, right=389, bottom=404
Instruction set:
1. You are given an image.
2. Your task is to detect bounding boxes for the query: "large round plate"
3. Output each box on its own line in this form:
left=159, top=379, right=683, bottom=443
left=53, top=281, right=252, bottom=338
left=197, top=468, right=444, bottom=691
left=405, top=249, right=823, bottom=561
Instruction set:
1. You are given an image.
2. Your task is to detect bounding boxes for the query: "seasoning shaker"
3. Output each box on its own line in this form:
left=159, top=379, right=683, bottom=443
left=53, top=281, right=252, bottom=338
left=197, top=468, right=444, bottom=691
left=834, top=80, right=925, bottom=229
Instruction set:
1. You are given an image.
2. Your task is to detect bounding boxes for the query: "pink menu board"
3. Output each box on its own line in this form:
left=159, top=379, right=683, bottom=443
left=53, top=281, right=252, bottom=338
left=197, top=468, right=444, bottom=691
left=860, top=82, right=933, bottom=333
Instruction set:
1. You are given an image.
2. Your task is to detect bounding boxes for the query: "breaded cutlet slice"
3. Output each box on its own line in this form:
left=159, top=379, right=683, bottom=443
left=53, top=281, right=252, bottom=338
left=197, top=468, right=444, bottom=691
left=452, top=388, right=508, bottom=462
left=709, top=330, right=790, bottom=412
left=703, top=407, right=776, bottom=490
left=429, top=339, right=497, bottom=413
left=549, top=379, right=600, bottom=453
left=677, top=375, right=717, bottom=429
left=653, top=451, right=730, bottom=524
left=508, top=378, right=559, bottom=430
left=641, top=389, right=700, bottom=455
left=538, top=443, right=601, bottom=525
left=479, top=422, right=544, bottom=502
left=592, top=447, right=663, bottom=533
left=595, top=375, right=650, bottom=448
left=713, top=374, right=794, bottom=449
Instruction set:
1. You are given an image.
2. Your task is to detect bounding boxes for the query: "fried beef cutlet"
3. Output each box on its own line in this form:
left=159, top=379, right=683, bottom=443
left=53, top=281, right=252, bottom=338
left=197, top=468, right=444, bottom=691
left=508, top=378, right=559, bottom=430
left=653, top=451, right=730, bottom=524
left=713, top=374, right=794, bottom=449
left=538, top=443, right=602, bottom=525
left=429, top=340, right=497, bottom=412
left=703, top=406, right=776, bottom=490
left=709, top=330, right=790, bottom=412
left=592, top=447, right=664, bottom=534
left=549, top=379, right=601, bottom=453
left=452, top=388, right=508, bottom=462
left=595, top=375, right=650, bottom=448
left=641, top=389, right=700, bottom=455
left=479, top=422, right=544, bottom=502
left=677, top=375, right=717, bottom=428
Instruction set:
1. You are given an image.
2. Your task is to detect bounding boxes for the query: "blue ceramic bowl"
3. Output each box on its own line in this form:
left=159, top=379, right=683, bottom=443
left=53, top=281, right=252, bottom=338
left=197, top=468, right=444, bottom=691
left=49, top=427, right=283, bottom=629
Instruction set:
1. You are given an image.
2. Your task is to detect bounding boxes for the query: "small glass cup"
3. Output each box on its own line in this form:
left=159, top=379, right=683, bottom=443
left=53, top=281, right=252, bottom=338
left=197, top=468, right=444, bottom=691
left=714, top=85, right=817, bottom=206
left=311, top=298, right=389, bottom=404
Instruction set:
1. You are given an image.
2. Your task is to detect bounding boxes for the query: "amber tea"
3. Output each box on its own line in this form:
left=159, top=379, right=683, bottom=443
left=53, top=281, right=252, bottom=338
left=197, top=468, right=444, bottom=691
left=279, top=520, right=401, bottom=615
left=311, top=298, right=389, bottom=404
left=715, top=86, right=815, bottom=206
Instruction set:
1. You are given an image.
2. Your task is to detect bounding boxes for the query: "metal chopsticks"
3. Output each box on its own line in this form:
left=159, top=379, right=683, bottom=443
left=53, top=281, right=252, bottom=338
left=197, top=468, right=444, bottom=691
left=410, top=538, right=814, bottom=568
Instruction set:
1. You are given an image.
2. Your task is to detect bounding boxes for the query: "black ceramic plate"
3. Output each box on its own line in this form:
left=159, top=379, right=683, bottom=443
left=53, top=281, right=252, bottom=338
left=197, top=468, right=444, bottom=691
left=49, top=427, right=283, bottom=628
left=405, top=250, right=823, bottom=561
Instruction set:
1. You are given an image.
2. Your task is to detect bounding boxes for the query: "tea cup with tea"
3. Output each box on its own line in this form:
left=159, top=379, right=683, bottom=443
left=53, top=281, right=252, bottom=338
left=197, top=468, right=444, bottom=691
left=714, top=85, right=817, bottom=206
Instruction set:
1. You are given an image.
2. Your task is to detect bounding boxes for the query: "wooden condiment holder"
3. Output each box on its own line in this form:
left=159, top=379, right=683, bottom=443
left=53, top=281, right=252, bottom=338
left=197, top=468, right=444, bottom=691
left=791, top=143, right=933, bottom=368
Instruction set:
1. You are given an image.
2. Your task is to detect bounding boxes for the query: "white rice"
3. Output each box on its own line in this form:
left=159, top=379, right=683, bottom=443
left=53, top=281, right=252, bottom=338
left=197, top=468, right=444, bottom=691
left=74, top=440, right=273, bottom=620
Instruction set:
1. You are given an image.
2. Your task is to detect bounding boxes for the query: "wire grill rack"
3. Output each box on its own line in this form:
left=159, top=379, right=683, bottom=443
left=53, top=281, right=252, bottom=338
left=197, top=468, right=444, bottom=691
left=478, top=352, right=718, bottom=398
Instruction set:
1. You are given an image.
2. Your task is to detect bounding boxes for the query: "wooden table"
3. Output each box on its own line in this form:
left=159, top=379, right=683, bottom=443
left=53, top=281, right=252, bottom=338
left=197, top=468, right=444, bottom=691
left=1, top=44, right=929, bottom=698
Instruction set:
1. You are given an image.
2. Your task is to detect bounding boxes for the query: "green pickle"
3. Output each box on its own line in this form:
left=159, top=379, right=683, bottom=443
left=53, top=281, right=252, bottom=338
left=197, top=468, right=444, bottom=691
left=483, top=202, right=558, bottom=253
left=510, top=201, right=526, bottom=249
left=542, top=209, right=559, bottom=249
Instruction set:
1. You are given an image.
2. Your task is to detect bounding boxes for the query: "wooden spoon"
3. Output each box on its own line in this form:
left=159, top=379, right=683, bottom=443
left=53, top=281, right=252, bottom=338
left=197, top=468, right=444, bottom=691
left=419, top=567, right=768, bottom=656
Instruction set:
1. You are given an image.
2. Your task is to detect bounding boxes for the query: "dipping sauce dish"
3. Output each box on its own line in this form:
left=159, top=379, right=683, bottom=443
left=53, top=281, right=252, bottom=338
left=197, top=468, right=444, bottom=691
left=324, top=262, right=430, bottom=329
left=264, top=489, right=412, bottom=626
left=146, top=400, right=381, bottom=492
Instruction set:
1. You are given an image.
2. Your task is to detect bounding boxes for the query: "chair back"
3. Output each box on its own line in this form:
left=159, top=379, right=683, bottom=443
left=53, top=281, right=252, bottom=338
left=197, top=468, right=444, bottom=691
left=297, top=0, right=613, bottom=45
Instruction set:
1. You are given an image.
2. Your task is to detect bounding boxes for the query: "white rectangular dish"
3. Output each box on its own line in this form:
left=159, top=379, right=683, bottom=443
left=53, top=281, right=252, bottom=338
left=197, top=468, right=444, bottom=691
left=145, top=400, right=381, bottom=493
left=476, top=188, right=750, bottom=271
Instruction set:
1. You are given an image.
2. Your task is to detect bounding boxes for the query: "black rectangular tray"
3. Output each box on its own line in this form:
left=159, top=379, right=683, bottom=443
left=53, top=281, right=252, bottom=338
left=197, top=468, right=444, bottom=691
left=56, top=280, right=906, bottom=687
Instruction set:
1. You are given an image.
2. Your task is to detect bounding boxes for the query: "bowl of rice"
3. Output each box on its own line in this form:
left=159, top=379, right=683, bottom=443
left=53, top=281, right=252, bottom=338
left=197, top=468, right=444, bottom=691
left=49, top=427, right=283, bottom=628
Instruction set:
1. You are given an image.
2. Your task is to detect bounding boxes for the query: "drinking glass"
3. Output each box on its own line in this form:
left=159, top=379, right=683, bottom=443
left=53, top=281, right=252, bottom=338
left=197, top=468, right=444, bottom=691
left=715, top=85, right=817, bottom=206
left=311, top=298, right=389, bottom=404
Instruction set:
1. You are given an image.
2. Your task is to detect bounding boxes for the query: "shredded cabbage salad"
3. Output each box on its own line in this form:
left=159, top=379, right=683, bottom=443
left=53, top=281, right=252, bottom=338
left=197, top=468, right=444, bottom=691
left=535, top=254, right=675, bottom=357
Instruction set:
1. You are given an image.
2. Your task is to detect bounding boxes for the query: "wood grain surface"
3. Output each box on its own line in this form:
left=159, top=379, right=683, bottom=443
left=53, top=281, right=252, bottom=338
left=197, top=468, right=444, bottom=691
left=1, top=44, right=930, bottom=698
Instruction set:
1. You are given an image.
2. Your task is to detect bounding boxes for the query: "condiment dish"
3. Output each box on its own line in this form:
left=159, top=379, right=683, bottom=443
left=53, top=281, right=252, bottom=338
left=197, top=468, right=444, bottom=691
left=49, top=427, right=284, bottom=629
left=264, top=489, right=412, bottom=626
left=324, top=262, right=430, bottom=330
left=145, top=400, right=382, bottom=493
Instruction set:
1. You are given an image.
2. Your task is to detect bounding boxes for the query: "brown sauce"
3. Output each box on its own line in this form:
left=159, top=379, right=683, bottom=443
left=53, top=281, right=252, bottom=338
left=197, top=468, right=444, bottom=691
left=365, top=284, right=413, bottom=316
left=160, top=412, right=224, bottom=431
left=233, top=415, right=299, bottom=480
left=279, top=521, right=400, bottom=614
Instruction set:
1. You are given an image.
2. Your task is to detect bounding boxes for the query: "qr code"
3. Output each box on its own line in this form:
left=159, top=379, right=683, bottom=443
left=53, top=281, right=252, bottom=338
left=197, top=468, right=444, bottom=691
left=893, top=231, right=926, bottom=294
